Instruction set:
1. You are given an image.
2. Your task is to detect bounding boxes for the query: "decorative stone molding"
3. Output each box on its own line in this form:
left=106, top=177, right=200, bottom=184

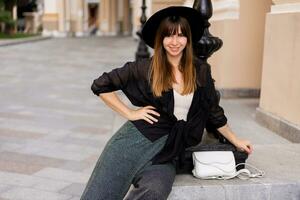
left=271, top=3, right=300, bottom=13
left=272, top=0, right=300, bottom=5
left=211, top=0, right=240, bottom=21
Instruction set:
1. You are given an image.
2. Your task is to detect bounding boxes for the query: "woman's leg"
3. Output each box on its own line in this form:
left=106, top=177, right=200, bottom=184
left=125, top=162, right=176, bottom=200
left=80, top=121, right=168, bottom=200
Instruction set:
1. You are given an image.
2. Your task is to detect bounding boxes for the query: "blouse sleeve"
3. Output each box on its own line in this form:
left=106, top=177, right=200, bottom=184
left=91, top=61, right=135, bottom=95
left=206, top=66, right=228, bottom=128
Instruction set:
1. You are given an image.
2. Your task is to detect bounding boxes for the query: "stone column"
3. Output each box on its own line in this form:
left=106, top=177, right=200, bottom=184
left=98, top=0, right=109, bottom=35
left=83, top=0, right=89, bottom=34
left=256, top=0, right=300, bottom=142
left=97, top=0, right=117, bottom=35
left=57, top=0, right=67, bottom=37
left=122, top=0, right=130, bottom=35
left=109, top=0, right=117, bottom=35
left=12, top=4, right=17, bottom=32
left=65, top=0, right=71, bottom=33
left=75, top=0, right=84, bottom=37
left=42, top=0, right=60, bottom=36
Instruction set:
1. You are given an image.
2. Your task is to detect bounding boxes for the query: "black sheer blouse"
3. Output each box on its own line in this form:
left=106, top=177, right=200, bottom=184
left=91, top=58, right=227, bottom=165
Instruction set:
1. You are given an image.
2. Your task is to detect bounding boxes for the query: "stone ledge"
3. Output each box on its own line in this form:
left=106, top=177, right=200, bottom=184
left=168, top=143, right=300, bottom=200
left=169, top=181, right=300, bottom=200
left=218, top=88, right=260, bottom=99
left=255, top=107, right=300, bottom=143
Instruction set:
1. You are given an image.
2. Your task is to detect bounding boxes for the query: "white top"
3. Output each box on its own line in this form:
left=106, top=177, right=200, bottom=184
left=173, top=90, right=194, bottom=121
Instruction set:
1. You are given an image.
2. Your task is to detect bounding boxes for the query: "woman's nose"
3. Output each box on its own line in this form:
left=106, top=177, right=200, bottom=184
left=171, top=36, right=178, bottom=45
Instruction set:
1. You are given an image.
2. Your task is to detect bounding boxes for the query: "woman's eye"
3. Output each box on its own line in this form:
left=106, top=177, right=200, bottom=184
left=178, top=33, right=185, bottom=37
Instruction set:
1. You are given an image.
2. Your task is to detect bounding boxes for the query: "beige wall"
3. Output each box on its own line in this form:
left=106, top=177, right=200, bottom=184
left=209, top=0, right=272, bottom=90
left=152, top=0, right=185, bottom=13
left=259, top=1, right=300, bottom=125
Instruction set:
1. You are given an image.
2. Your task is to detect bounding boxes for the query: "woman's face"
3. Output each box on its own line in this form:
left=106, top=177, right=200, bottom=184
left=163, top=26, right=187, bottom=58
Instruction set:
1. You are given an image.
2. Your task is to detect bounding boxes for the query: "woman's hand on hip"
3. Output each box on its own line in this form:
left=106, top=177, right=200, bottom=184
left=128, top=106, right=160, bottom=124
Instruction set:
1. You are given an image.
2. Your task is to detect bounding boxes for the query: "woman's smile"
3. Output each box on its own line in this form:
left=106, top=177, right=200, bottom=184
left=163, top=27, right=187, bottom=58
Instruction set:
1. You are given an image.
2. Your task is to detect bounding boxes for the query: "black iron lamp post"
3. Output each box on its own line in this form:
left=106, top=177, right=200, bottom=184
left=193, top=0, right=228, bottom=143
left=135, top=0, right=150, bottom=61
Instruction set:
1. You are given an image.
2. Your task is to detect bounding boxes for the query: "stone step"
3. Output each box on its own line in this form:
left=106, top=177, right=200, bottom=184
left=169, top=143, right=300, bottom=200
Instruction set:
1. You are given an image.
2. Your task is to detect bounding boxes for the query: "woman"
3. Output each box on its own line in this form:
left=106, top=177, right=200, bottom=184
left=81, top=6, right=253, bottom=200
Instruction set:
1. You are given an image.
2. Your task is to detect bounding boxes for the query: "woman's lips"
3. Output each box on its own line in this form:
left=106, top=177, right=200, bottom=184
left=169, top=47, right=179, bottom=51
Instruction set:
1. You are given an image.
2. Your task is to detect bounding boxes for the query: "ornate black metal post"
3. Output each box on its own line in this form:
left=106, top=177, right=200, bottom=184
left=135, top=0, right=150, bottom=61
left=193, top=0, right=228, bottom=143
left=193, top=0, right=223, bottom=62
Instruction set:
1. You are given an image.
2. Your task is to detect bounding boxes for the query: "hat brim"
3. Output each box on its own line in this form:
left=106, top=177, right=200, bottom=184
left=141, top=6, right=205, bottom=49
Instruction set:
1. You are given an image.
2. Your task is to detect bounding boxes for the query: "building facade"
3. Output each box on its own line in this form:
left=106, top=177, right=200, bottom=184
left=42, top=0, right=132, bottom=37
left=42, top=0, right=300, bottom=142
left=42, top=0, right=187, bottom=37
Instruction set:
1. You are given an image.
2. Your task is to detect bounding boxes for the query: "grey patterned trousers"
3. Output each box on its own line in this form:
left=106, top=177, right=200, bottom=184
left=80, top=121, right=176, bottom=200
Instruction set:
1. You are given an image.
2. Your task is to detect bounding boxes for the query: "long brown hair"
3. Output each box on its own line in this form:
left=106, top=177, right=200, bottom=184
left=149, top=16, right=196, bottom=97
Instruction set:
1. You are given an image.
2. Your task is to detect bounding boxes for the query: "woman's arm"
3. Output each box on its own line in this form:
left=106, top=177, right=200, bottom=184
left=99, top=92, right=160, bottom=124
left=217, top=124, right=253, bottom=154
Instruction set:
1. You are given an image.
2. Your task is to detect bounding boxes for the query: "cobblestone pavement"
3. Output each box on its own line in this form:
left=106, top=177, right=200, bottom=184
left=0, top=37, right=291, bottom=200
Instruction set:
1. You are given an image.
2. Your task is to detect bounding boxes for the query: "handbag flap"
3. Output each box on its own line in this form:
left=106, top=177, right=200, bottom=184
left=193, top=151, right=234, bottom=165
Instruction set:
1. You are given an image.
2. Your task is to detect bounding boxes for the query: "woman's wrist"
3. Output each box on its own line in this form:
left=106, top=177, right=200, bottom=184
left=230, top=137, right=240, bottom=147
left=124, top=108, right=134, bottom=120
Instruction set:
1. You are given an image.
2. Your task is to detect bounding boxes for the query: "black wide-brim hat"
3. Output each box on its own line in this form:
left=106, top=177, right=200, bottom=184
left=141, top=6, right=205, bottom=48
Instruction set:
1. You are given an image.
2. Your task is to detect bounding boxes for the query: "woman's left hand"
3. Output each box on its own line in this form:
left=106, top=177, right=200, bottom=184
left=233, top=138, right=253, bottom=154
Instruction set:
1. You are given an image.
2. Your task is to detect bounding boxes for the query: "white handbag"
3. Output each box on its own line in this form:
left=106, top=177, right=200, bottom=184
left=192, top=151, right=265, bottom=180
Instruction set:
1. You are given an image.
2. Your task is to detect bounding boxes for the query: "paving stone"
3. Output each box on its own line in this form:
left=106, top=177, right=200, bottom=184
left=59, top=183, right=85, bottom=196
left=0, top=122, right=50, bottom=135
left=0, top=151, right=65, bottom=167
left=67, top=197, right=80, bottom=200
left=0, top=143, right=23, bottom=152
left=34, top=168, right=89, bottom=183
left=32, top=179, right=72, bottom=193
left=71, top=126, right=111, bottom=135
left=10, top=141, right=99, bottom=161
left=0, top=187, right=71, bottom=200
left=0, top=171, right=46, bottom=187
left=59, top=160, right=92, bottom=172
left=0, top=112, right=36, bottom=120
left=0, top=160, right=45, bottom=175
left=24, top=147, right=96, bottom=162
left=0, top=184, right=12, bottom=193
left=57, top=136, right=103, bottom=147
left=0, top=128, right=44, bottom=139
